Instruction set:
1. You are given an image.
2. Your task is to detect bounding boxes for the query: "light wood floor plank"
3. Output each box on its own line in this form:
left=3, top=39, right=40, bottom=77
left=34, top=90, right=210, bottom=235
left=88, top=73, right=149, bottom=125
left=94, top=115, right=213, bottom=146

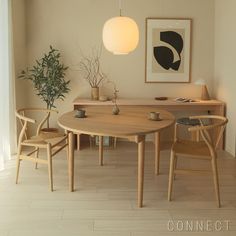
left=0, top=142, right=235, bottom=236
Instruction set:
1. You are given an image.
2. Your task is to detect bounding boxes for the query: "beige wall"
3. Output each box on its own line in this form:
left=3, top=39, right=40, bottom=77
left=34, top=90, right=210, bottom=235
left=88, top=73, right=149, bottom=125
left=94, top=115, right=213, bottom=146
left=19, top=0, right=215, bottom=128
left=215, top=0, right=236, bottom=156
left=12, top=0, right=27, bottom=109
left=15, top=0, right=228, bottom=144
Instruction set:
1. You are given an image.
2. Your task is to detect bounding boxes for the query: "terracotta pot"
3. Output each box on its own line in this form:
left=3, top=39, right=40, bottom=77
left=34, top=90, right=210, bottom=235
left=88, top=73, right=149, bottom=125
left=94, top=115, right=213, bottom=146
left=91, top=87, right=99, bottom=100
left=40, top=128, right=59, bottom=133
left=39, top=127, right=60, bottom=139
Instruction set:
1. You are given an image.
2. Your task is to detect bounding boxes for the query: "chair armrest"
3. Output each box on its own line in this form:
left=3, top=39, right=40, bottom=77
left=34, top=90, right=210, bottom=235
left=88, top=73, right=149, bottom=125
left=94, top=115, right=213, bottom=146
left=15, top=110, right=36, bottom=123
left=188, top=115, right=228, bottom=133
left=21, top=108, right=58, bottom=114
left=189, top=115, right=227, bottom=121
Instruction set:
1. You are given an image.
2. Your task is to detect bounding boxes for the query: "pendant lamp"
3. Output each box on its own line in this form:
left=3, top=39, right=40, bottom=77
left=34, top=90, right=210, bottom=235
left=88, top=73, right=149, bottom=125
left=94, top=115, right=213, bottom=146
left=102, top=0, right=139, bottom=55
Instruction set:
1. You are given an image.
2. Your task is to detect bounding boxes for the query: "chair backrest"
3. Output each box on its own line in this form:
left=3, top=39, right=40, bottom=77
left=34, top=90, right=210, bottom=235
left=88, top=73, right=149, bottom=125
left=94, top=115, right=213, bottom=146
left=188, top=115, right=228, bottom=155
left=15, top=108, right=58, bottom=144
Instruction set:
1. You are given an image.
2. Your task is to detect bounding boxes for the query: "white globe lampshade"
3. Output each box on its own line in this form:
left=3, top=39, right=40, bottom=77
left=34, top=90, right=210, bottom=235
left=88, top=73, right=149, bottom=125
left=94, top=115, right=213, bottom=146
left=102, top=16, right=139, bottom=55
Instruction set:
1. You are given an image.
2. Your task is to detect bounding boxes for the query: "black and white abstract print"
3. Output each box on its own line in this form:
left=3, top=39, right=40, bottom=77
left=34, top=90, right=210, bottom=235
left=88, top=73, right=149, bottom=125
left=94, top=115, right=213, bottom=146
left=153, top=31, right=183, bottom=71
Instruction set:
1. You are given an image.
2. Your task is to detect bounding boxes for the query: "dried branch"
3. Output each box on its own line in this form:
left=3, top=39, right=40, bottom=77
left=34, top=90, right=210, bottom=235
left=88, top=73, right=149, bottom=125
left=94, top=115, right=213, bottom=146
left=78, top=47, right=106, bottom=88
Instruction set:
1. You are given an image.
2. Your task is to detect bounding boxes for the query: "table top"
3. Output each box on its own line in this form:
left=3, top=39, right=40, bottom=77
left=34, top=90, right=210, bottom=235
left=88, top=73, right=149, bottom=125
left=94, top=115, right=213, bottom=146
left=58, top=106, right=175, bottom=137
left=73, top=97, right=225, bottom=107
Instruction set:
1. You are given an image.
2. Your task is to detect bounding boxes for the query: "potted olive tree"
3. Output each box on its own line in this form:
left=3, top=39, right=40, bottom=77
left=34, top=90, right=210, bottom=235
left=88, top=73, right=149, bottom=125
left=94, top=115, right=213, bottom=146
left=19, top=46, right=70, bottom=131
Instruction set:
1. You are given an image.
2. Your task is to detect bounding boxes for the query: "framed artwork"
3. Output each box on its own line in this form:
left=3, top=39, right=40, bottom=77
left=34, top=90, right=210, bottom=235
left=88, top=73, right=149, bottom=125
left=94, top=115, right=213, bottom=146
left=145, top=18, right=192, bottom=83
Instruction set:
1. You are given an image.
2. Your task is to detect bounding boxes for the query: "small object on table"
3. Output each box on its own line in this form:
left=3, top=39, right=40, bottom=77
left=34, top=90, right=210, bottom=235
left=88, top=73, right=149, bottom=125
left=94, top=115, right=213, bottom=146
left=149, top=111, right=161, bottom=121
left=112, top=105, right=120, bottom=115
left=155, top=96, right=168, bottom=100
left=174, top=97, right=196, bottom=103
left=75, top=109, right=86, bottom=118
left=195, top=79, right=211, bottom=100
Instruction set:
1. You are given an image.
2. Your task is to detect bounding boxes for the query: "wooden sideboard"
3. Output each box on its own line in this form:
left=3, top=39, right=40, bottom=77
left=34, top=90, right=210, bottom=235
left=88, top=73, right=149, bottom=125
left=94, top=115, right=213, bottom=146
left=73, top=97, right=225, bottom=150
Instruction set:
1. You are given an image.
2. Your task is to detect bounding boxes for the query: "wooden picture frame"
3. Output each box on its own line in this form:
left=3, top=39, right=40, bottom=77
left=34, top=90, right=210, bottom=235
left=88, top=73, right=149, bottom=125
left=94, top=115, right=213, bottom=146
left=145, top=18, right=192, bottom=83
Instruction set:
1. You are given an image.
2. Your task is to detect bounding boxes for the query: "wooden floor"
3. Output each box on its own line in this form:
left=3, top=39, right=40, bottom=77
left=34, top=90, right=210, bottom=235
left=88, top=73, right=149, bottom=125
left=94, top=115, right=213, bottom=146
left=0, top=142, right=236, bottom=236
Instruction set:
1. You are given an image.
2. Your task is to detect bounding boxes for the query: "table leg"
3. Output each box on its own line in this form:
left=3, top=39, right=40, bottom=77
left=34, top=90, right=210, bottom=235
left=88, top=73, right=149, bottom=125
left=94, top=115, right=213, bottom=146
left=138, top=137, right=145, bottom=208
left=99, top=136, right=104, bottom=166
left=76, top=134, right=81, bottom=150
left=68, top=132, right=74, bottom=192
left=155, top=132, right=160, bottom=175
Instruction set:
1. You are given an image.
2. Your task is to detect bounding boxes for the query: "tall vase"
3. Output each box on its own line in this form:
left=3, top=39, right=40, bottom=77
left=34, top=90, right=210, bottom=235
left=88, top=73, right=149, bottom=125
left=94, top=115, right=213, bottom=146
left=91, top=87, right=99, bottom=100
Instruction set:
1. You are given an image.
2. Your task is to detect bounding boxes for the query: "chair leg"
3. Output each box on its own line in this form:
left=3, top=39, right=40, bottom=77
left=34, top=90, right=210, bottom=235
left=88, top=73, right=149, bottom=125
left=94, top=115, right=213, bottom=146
left=16, top=144, right=22, bottom=184
left=168, top=151, right=175, bottom=201
left=173, top=156, right=178, bottom=180
left=99, top=136, right=104, bottom=166
left=35, top=148, right=39, bottom=169
left=211, top=156, right=221, bottom=207
left=47, top=144, right=53, bottom=192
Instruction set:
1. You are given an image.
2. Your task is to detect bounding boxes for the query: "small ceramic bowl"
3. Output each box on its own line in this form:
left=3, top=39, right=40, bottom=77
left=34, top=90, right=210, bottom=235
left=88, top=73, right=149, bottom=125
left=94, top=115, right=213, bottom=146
left=76, top=109, right=86, bottom=118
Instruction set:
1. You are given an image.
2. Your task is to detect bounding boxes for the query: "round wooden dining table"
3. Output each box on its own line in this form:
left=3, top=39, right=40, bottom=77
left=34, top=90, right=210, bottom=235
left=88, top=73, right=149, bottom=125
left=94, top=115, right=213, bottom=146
left=58, top=106, right=175, bottom=207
